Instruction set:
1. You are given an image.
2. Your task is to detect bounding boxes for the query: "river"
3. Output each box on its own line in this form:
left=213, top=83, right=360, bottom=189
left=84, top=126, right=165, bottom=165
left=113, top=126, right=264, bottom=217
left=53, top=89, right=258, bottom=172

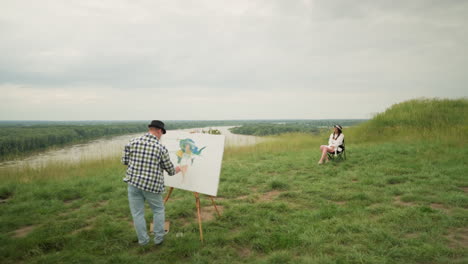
left=0, top=126, right=263, bottom=169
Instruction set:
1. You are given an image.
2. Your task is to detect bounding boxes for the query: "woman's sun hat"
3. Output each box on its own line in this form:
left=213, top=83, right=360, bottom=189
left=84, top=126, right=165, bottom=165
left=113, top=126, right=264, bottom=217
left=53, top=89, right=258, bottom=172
left=334, top=124, right=343, bottom=131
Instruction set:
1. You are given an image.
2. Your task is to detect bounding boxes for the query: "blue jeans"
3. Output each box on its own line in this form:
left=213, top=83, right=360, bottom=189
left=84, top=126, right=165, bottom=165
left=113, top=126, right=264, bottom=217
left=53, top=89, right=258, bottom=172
left=127, top=184, right=165, bottom=245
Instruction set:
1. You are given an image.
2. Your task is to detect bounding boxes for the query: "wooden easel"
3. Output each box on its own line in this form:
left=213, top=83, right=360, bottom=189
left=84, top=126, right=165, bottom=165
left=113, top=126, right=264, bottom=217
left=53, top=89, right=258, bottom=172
left=164, top=187, right=221, bottom=243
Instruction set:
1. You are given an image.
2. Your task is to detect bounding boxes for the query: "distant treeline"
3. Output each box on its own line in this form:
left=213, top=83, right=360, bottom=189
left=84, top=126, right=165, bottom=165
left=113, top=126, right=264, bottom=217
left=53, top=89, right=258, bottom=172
left=0, top=119, right=367, bottom=159
left=230, top=124, right=320, bottom=136
left=0, top=124, right=148, bottom=159
left=230, top=120, right=367, bottom=136
left=0, top=120, right=246, bottom=160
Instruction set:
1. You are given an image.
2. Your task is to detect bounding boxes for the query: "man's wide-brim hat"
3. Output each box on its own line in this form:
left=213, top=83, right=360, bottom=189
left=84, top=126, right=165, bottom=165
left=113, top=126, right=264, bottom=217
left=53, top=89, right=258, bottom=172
left=334, top=124, right=343, bottom=131
left=148, top=120, right=166, bottom=134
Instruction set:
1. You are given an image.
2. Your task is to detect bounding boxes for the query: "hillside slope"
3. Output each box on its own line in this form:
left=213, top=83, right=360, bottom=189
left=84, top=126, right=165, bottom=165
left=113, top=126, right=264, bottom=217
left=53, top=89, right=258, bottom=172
left=1, top=98, right=467, bottom=263
left=347, top=98, right=467, bottom=143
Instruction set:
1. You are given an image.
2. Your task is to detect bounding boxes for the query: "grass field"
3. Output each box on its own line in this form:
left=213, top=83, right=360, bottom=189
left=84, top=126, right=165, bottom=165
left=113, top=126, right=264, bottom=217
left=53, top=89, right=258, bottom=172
left=1, top=99, right=467, bottom=263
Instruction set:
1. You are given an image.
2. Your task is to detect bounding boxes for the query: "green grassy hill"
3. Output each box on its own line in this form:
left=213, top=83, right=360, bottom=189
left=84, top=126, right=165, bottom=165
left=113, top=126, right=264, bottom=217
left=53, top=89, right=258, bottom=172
left=0, top=99, right=467, bottom=263
left=348, top=98, right=468, bottom=142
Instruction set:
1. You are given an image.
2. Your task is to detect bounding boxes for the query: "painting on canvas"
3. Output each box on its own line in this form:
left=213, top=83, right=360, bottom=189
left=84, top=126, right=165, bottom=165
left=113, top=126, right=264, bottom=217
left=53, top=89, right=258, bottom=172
left=162, top=131, right=225, bottom=196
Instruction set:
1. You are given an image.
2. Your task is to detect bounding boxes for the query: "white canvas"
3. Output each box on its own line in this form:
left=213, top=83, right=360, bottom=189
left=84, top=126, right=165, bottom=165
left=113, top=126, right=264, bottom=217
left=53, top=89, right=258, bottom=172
left=162, top=131, right=225, bottom=196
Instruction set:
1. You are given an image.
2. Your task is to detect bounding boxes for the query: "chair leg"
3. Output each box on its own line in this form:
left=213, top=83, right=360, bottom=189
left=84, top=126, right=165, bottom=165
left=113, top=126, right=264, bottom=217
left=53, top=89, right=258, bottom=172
left=326, top=151, right=347, bottom=162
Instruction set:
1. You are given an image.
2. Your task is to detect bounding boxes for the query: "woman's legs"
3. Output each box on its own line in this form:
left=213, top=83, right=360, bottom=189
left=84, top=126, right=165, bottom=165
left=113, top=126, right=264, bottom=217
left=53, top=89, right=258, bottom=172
left=318, top=145, right=335, bottom=164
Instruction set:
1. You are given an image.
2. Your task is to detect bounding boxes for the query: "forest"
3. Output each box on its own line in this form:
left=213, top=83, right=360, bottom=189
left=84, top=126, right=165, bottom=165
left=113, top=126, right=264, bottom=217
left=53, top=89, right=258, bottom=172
left=0, top=123, right=147, bottom=159
left=230, top=119, right=366, bottom=136
left=0, top=120, right=244, bottom=159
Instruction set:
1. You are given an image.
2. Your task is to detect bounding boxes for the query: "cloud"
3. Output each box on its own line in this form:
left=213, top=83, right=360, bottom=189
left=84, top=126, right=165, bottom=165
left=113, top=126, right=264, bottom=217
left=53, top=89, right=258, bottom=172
left=0, top=0, right=467, bottom=119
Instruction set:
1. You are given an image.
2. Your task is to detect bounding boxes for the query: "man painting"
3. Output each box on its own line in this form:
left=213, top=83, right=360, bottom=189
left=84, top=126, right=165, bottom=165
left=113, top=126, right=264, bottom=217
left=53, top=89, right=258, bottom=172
left=122, top=120, right=180, bottom=246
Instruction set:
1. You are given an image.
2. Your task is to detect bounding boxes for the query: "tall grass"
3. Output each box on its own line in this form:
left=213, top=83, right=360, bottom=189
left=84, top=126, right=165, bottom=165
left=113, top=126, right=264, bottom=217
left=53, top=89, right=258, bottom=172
left=347, top=98, right=468, bottom=143
left=224, top=133, right=322, bottom=160
left=0, top=157, right=123, bottom=183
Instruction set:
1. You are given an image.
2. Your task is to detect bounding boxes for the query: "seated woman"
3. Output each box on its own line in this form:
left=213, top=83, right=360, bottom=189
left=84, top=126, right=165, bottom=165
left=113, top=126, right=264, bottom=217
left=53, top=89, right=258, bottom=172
left=318, top=125, right=344, bottom=164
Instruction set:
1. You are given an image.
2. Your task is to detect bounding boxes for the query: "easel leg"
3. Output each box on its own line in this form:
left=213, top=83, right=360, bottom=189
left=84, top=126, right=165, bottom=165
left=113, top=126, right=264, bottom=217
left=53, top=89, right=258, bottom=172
left=164, top=187, right=174, bottom=205
left=194, top=192, right=204, bottom=243
left=210, top=196, right=221, bottom=217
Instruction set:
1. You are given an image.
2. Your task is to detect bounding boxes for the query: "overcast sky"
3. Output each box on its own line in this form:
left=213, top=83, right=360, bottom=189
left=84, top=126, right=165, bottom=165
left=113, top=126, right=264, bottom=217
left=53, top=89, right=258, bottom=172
left=1, top=0, right=467, bottom=120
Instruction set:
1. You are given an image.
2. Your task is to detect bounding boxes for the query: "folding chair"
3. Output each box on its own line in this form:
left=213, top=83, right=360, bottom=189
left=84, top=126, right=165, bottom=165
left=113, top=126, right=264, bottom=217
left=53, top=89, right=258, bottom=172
left=327, top=139, right=346, bottom=161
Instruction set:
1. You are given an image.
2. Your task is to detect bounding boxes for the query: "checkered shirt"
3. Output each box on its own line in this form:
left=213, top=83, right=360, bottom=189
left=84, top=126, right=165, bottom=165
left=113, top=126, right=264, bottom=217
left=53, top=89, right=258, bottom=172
left=122, top=133, right=176, bottom=193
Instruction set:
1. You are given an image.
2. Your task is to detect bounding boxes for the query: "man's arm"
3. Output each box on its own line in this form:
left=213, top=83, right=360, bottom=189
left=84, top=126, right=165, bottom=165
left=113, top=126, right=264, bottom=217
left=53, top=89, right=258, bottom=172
left=122, top=143, right=131, bottom=165
left=160, top=148, right=180, bottom=175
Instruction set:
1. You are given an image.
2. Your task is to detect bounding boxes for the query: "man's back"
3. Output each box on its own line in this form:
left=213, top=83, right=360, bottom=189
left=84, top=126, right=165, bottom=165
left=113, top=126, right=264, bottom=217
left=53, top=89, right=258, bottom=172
left=122, top=133, right=175, bottom=193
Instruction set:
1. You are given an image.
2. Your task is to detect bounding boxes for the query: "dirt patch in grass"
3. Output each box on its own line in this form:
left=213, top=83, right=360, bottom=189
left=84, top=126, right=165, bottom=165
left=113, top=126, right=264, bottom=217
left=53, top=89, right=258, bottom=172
left=0, top=191, right=13, bottom=202
left=12, top=225, right=39, bottom=238
left=460, top=187, right=468, bottom=193
left=168, top=206, right=222, bottom=227
left=235, top=190, right=282, bottom=202
left=394, top=196, right=415, bottom=207
left=333, top=201, right=347, bottom=205
left=259, top=190, right=282, bottom=202
left=229, top=227, right=241, bottom=234
left=404, top=233, right=419, bottom=239
left=59, top=207, right=81, bottom=217
left=71, top=224, right=94, bottom=235
left=199, top=205, right=224, bottom=222
left=430, top=203, right=451, bottom=213
left=93, top=200, right=109, bottom=208
left=352, top=179, right=358, bottom=182
left=64, top=198, right=81, bottom=204
left=446, top=227, right=468, bottom=249
left=236, top=247, right=252, bottom=258
left=117, top=216, right=133, bottom=226
left=179, top=218, right=192, bottom=227
left=212, top=197, right=225, bottom=201
left=71, top=216, right=97, bottom=235
left=236, top=194, right=250, bottom=200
